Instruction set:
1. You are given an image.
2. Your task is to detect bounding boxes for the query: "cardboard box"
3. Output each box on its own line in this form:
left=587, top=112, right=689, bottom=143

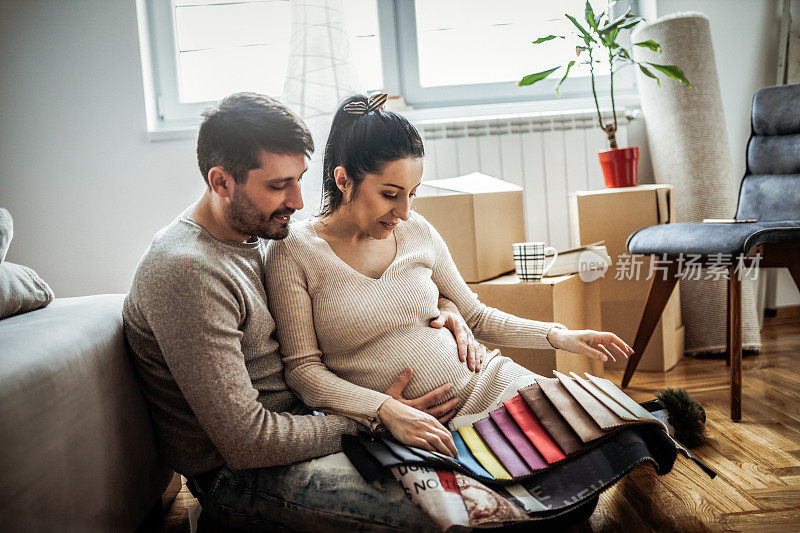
left=599, top=284, right=683, bottom=372
left=468, top=273, right=604, bottom=376
left=413, top=173, right=525, bottom=282
left=569, top=185, right=684, bottom=372
left=569, top=184, right=673, bottom=303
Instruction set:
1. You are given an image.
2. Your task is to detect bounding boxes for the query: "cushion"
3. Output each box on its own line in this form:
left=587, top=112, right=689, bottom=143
left=747, top=133, right=800, bottom=175
left=735, top=174, right=800, bottom=221
left=0, top=208, right=12, bottom=263
left=626, top=220, right=800, bottom=256
left=752, top=82, right=800, bottom=136
left=0, top=262, right=54, bottom=319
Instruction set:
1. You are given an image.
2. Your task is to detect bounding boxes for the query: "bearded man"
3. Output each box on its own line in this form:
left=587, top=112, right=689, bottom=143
left=123, top=93, right=479, bottom=531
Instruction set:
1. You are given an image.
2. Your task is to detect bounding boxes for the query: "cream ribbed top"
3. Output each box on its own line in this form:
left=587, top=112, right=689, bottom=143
left=265, top=212, right=564, bottom=426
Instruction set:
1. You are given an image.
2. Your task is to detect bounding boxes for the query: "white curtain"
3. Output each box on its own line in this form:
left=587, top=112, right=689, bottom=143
left=281, top=0, right=364, bottom=220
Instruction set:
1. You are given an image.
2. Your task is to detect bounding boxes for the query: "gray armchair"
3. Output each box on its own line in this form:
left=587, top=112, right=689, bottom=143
left=622, top=82, right=800, bottom=421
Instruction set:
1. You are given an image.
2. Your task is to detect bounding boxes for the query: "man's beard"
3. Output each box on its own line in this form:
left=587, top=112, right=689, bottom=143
left=227, top=187, right=292, bottom=240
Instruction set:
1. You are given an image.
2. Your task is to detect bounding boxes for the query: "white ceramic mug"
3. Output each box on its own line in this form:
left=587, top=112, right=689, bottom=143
left=512, top=242, right=558, bottom=281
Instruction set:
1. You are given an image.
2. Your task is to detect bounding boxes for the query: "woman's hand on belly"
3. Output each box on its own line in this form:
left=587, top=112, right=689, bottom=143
left=377, top=398, right=459, bottom=458
left=384, top=367, right=460, bottom=424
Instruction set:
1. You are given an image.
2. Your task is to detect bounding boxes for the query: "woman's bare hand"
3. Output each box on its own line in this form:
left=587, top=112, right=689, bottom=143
left=547, top=328, right=633, bottom=362
left=378, top=397, right=459, bottom=458
left=384, top=367, right=459, bottom=424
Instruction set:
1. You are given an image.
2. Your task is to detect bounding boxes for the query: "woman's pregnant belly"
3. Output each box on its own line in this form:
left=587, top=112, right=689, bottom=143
left=321, top=325, right=494, bottom=407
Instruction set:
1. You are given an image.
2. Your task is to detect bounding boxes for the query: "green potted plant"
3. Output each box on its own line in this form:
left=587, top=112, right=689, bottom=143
left=518, top=1, right=692, bottom=188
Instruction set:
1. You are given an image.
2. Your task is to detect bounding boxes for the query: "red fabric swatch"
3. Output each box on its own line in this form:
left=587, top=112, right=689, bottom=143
left=503, top=394, right=566, bottom=463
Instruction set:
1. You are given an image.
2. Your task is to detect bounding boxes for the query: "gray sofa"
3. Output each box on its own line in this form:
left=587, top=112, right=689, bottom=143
left=0, top=294, right=174, bottom=532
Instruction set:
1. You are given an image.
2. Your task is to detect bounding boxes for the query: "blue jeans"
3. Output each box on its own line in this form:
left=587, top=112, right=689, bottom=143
left=188, top=453, right=436, bottom=532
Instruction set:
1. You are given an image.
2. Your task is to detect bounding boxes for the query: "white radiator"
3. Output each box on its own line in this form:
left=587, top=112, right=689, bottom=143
left=416, top=110, right=629, bottom=251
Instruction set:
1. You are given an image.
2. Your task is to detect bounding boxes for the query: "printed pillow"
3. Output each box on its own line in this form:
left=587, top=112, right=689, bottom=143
left=0, top=262, right=54, bottom=319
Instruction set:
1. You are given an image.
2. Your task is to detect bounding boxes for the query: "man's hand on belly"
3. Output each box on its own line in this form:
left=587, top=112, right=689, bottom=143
left=432, top=296, right=486, bottom=372
left=384, top=367, right=460, bottom=424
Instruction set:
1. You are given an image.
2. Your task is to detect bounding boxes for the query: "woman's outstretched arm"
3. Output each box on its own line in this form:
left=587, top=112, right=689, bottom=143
left=422, top=214, right=566, bottom=349
left=421, top=213, right=631, bottom=362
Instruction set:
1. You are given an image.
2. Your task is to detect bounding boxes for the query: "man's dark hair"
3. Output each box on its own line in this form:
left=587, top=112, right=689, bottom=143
left=320, top=94, right=424, bottom=216
left=197, top=92, right=314, bottom=187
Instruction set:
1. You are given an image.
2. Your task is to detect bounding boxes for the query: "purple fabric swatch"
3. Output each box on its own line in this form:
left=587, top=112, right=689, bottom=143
left=473, top=417, right=532, bottom=477
left=489, top=406, right=547, bottom=471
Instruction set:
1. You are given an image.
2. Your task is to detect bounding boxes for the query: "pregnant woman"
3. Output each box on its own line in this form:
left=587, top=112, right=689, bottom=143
left=265, top=93, right=632, bottom=457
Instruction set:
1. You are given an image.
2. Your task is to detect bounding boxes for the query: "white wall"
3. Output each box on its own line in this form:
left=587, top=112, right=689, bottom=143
left=0, top=0, right=203, bottom=297
left=0, top=0, right=798, bottom=304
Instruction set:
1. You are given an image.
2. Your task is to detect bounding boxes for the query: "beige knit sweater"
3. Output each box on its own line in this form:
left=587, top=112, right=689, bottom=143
left=265, top=211, right=564, bottom=426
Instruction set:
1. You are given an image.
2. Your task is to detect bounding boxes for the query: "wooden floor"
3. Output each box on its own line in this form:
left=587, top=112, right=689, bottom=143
left=147, top=315, right=800, bottom=532
left=591, top=314, right=800, bottom=532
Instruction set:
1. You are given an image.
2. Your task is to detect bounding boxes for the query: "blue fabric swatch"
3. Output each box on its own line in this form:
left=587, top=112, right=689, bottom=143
left=452, top=430, right=493, bottom=478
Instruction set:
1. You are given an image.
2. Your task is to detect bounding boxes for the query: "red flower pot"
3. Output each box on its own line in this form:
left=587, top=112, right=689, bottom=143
left=598, top=146, right=639, bottom=188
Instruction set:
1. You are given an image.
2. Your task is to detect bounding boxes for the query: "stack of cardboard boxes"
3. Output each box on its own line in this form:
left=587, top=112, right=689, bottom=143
left=414, top=175, right=684, bottom=376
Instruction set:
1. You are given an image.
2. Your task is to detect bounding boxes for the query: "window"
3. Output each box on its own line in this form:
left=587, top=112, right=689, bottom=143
left=394, top=0, right=637, bottom=108
left=140, top=0, right=637, bottom=129
left=142, top=0, right=383, bottom=126
left=173, top=0, right=293, bottom=103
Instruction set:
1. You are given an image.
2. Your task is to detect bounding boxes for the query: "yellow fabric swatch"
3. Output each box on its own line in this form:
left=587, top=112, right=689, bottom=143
left=457, top=426, right=512, bottom=480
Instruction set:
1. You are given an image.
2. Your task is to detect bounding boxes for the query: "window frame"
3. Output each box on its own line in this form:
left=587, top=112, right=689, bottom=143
left=145, top=0, right=215, bottom=127
left=139, top=0, right=640, bottom=131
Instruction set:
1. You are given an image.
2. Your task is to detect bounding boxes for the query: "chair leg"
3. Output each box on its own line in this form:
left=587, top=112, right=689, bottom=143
left=788, top=263, right=800, bottom=294
left=621, top=261, right=679, bottom=388
left=728, top=265, right=742, bottom=421
left=725, top=286, right=731, bottom=367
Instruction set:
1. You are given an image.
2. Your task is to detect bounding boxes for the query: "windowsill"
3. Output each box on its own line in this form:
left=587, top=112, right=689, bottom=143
left=401, top=92, right=640, bottom=124
left=145, top=93, right=641, bottom=141
left=146, top=124, right=198, bottom=142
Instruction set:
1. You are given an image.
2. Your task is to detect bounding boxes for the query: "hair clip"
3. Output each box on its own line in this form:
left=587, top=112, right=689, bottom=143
left=343, top=93, right=388, bottom=116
